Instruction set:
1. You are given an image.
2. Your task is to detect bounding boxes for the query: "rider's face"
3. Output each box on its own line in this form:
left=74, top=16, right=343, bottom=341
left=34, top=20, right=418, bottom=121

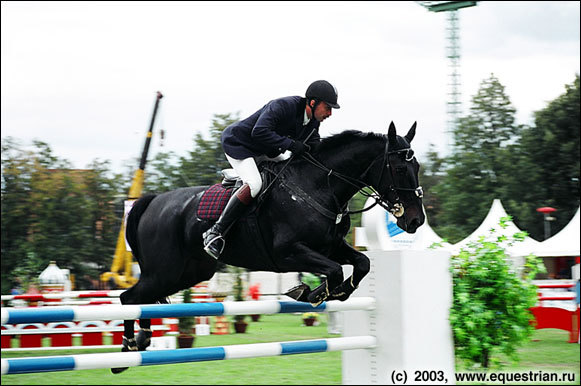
left=312, top=102, right=333, bottom=122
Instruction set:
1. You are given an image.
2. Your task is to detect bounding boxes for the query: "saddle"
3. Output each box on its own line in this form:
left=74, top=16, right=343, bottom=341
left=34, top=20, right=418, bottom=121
left=196, top=166, right=276, bottom=221
left=197, top=168, right=276, bottom=270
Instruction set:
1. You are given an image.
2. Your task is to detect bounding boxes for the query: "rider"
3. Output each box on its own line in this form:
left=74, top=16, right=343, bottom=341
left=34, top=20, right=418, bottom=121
left=203, top=80, right=340, bottom=259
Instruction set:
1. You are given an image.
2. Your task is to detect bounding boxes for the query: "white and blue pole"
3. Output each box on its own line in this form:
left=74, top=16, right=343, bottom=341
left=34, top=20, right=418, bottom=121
left=1, top=336, right=376, bottom=375
left=1, top=297, right=375, bottom=325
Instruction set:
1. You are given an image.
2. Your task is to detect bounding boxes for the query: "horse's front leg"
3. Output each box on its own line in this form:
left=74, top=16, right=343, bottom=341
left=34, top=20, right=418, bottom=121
left=327, top=240, right=370, bottom=301
left=279, top=243, right=344, bottom=306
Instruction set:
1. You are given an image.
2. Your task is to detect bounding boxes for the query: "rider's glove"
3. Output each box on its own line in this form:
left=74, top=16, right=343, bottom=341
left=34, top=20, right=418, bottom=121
left=289, top=140, right=311, bottom=156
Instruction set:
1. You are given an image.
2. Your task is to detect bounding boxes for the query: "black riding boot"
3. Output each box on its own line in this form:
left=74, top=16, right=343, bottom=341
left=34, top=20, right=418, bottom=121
left=203, top=184, right=252, bottom=259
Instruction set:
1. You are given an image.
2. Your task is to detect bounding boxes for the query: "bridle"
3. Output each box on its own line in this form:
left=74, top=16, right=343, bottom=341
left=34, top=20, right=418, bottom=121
left=300, top=137, right=423, bottom=219
left=371, top=139, right=424, bottom=216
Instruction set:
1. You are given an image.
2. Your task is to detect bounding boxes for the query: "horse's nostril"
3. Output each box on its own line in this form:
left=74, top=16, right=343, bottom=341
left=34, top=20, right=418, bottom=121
left=408, top=218, right=421, bottom=232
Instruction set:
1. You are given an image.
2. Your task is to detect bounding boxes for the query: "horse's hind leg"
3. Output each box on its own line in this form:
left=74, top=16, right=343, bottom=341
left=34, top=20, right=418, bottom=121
left=135, top=297, right=169, bottom=350
left=111, top=281, right=166, bottom=374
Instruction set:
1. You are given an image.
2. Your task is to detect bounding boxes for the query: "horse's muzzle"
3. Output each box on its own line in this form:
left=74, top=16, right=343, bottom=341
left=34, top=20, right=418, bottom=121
left=405, top=218, right=423, bottom=233
left=397, top=207, right=425, bottom=233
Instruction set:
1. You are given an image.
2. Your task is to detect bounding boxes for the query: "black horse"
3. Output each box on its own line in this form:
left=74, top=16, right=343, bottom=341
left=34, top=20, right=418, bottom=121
left=111, top=122, right=424, bottom=373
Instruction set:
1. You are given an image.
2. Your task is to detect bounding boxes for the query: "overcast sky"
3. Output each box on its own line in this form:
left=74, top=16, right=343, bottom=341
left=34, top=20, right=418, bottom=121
left=2, top=1, right=580, bottom=174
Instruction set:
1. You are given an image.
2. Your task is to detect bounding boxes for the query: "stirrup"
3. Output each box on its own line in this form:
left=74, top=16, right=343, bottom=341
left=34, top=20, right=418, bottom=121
left=203, top=234, right=225, bottom=259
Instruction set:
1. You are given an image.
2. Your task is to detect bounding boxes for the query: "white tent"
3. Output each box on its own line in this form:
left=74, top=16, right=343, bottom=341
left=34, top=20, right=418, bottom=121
left=449, top=199, right=541, bottom=257
left=533, top=207, right=580, bottom=257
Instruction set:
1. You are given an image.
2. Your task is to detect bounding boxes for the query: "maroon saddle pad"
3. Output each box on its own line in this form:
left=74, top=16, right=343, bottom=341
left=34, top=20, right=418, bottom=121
left=197, top=184, right=234, bottom=221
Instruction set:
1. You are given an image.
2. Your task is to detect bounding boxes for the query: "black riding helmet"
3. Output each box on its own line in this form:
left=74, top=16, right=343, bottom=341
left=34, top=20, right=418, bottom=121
left=306, top=80, right=340, bottom=110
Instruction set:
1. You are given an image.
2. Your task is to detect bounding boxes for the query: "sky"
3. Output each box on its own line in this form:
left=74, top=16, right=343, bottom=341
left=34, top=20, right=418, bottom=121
left=2, top=1, right=580, bottom=174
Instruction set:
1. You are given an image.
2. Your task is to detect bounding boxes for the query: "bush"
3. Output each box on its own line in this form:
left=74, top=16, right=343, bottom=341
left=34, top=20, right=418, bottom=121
left=232, top=266, right=246, bottom=323
left=448, top=216, right=546, bottom=369
left=178, top=288, right=195, bottom=335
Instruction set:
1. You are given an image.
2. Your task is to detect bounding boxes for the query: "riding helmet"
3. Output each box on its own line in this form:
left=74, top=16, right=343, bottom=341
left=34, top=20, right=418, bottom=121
left=306, top=80, right=340, bottom=109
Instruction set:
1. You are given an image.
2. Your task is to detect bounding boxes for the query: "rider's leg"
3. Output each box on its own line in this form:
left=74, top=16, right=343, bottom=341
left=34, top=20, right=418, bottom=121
left=203, top=155, right=262, bottom=259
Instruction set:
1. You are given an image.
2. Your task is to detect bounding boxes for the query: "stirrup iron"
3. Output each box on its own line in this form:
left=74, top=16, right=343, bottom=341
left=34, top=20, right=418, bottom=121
left=203, top=233, right=225, bottom=259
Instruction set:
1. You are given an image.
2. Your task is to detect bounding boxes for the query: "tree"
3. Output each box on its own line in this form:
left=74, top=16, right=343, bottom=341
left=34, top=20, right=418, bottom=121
left=1, top=138, right=122, bottom=292
left=418, top=144, right=446, bottom=229
left=142, top=151, right=181, bottom=193
left=510, top=75, right=580, bottom=240
left=2, top=137, right=39, bottom=292
left=176, top=113, right=239, bottom=187
left=430, top=74, right=580, bottom=243
left=432, top=74, right=523, bottom=243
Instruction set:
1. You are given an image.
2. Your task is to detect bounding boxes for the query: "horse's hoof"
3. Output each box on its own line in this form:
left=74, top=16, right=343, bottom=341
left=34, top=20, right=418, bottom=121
left=284, top=283, right=310, bottom=301
left=111, top=367, right=128, bottom=374
left=136, top=329, right=152, bottom=351
left=306, top=282, right=329, bottom=306
left=327, top=291, right=349, bottom=302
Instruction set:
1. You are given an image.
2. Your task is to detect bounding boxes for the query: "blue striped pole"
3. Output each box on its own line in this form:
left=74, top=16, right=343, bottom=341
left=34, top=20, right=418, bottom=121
left=1, top=336, right=376, bottom=375
left=1, top=297, right=375, bottom=325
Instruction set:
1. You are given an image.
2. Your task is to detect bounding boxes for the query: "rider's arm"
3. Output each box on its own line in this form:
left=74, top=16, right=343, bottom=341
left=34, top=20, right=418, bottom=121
left=251, top=100, right=294, bottom=155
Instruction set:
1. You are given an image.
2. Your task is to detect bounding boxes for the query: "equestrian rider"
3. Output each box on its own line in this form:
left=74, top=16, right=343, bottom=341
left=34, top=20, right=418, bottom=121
left=203, top=80, right=340, bottom=259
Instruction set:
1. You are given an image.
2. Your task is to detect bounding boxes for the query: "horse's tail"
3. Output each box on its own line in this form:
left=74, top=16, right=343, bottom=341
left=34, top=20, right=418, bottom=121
left=126, top=194, right=157, bottom=262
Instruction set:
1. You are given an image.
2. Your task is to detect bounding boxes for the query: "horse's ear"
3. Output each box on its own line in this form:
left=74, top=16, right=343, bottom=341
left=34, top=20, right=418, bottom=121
left=405, top=121, right=417, bottom=143
left=388, top=121, right=396, bottom=141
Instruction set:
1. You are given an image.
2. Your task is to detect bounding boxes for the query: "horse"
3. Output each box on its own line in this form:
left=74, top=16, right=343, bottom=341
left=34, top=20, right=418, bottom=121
left=111, top=121, right=424, bottom=373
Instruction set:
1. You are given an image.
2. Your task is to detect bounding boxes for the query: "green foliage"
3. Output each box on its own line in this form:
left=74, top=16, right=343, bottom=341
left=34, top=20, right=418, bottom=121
left=142, top=151, right=180, bottom=193
left=176, top=113, right=239, bottom=188
left=231, top=266, right=247, bottom=322
left=433, top=74, right=522, bottom=243
left=418, top=144, right=447, bottom=229
left=507, top=74, right=580, bottom=240
left=301, top=272, right=321, bottom=289
left=449, top=216, right=546, bottom=369
left=432, top=73, right=580, bottom=243
left=178, top=288, right=195, bottom=335
left=1, top=138, right=121, bottom=293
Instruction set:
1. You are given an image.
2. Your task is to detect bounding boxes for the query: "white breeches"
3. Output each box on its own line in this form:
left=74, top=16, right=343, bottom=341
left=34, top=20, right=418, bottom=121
left=226, top=152, right=291, bottom=198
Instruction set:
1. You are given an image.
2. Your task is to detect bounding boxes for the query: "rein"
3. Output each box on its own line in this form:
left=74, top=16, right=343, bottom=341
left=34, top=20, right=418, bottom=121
left=258, top=134, right=422, bottom=222
left=300, top=138, right=423, bottom=218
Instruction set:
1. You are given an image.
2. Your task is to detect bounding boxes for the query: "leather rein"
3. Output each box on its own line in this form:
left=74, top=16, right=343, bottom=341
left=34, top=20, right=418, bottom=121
left=299, top=138, right=423, bottom=219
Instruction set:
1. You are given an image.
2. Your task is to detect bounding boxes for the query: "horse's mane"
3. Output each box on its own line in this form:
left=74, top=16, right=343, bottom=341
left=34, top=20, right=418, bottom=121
left=316, top=130, right=385, bottom=154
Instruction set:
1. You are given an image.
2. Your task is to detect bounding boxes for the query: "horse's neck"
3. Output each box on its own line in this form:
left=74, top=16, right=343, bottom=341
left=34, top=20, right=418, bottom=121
left=314, top=139, right=384, bottom=205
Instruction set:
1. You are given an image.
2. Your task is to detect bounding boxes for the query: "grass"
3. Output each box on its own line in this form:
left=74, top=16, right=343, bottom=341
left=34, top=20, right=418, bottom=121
left=1, top=314, right=579, bottom=385
left=1, top=313, right=340, bottom=385
left=455, top=329, right=580, bottom=385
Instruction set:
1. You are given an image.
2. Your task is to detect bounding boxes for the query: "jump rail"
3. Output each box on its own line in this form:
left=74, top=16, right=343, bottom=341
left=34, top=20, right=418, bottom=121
left=1, top=336, right=377, bottom=375
left=1, top=297, right=375, bottom=325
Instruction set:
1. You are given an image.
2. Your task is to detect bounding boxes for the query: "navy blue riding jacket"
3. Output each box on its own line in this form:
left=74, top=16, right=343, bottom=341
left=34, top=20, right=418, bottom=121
left=222, top=96, right=321, bottom=159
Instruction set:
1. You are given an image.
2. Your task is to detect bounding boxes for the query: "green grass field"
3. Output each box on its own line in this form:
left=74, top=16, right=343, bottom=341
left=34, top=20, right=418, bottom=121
left=1, top=313, right=579, bottom=385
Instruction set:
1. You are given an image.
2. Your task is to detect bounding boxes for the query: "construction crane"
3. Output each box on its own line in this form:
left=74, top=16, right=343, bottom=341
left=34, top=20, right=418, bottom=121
left=100, top=91, right=163, bottom=288
left=417, top=1, right=478, bottom=152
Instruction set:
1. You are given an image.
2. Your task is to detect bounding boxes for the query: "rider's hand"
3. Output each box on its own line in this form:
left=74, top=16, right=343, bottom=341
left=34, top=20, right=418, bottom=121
left=290, top=140, right=311, bottom=156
